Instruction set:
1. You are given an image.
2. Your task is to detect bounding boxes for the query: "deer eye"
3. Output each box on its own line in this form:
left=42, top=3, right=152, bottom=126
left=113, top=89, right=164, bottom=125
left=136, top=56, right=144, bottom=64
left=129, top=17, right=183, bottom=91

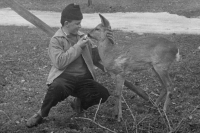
left=95, top=28, right=100, bottom=31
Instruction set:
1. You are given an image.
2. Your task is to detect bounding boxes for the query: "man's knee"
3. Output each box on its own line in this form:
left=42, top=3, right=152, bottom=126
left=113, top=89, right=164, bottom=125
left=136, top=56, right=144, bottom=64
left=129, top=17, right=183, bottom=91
left=92, top=81, right=110, bottom=103
left=47, top=80, right=68, bottom=99
left=48, top=82, right=62, bottom=92
left=100, top=88, right=110, bottom=103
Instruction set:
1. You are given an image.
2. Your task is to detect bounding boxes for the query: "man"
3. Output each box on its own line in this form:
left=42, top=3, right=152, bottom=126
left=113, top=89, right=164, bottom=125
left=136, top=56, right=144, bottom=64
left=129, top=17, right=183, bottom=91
left=26, top=3, right=111, bottom=128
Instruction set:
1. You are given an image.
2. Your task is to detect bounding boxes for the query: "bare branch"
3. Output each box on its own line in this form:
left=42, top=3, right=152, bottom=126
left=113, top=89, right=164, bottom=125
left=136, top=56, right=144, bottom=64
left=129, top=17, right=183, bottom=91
left=123, top=119, right=129, bottom=133
left=0, top=110, right=11, bottom=121
left=148, top=96, right=171, bottom=132
left=122, top=95, right=136, bottom=122
left=132, top=114, right=151, bottom=132
left=75, top=117, right=117, bottom=133
left=173, top=105, right=200, bottom=133
left=94, top=98, right=102, bottom=121
left=163, top=111, right=173, bottom=132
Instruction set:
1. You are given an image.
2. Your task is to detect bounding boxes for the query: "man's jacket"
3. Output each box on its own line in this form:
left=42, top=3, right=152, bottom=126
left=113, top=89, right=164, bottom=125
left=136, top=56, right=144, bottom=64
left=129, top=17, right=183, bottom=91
left=46, top=28, right=96, bottom=84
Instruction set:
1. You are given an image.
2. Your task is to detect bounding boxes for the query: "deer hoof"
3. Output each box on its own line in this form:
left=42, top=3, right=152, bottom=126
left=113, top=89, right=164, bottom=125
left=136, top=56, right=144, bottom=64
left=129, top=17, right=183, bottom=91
left=155, top=101, right=160, bottom=108
left=112, top=114, right=122, bottom=122
left=117, top=115, right=122, bottom=122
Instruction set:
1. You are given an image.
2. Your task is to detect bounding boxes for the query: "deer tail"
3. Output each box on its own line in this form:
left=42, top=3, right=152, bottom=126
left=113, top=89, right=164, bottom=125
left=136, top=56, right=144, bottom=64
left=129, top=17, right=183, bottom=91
left=176, top=49, right=181, bottom=61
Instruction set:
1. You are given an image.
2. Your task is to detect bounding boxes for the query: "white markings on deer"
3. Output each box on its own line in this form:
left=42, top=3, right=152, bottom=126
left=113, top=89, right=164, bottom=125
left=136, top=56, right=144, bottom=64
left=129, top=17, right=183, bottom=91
left=114, top=55, right=127, bottom=67
left=176, top=49, right=181, bottom=61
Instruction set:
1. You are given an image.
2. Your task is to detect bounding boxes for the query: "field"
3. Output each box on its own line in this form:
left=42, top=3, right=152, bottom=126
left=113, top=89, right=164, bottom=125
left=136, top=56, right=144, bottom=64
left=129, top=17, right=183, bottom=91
left=1, top=0, right=200, bottom=133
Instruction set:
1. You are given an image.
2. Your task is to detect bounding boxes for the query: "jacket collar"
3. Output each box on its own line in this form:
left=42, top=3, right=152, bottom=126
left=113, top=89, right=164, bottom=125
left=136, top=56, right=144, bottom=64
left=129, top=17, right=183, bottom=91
left=53, top=27, right=84, bottom=39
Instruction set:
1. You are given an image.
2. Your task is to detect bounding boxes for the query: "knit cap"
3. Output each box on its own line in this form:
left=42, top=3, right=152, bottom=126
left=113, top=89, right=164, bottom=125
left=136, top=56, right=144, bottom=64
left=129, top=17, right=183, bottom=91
left=60, top=3, right=83, bottom=25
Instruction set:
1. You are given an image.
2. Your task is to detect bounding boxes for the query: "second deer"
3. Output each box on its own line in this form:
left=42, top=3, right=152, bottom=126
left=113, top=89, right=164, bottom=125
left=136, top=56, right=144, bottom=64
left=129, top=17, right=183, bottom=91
left=88, top=14, right=180, bottom=122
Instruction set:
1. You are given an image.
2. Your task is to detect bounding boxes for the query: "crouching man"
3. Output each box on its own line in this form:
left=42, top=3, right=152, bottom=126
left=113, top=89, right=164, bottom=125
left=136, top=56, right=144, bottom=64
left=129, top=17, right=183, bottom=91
left=26, top=3, right=112, bottom=128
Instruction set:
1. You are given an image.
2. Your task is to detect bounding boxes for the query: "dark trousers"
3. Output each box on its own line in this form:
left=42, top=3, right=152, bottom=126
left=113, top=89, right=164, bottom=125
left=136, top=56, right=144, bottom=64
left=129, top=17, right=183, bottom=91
left=41, top=72, right=110, bottom=117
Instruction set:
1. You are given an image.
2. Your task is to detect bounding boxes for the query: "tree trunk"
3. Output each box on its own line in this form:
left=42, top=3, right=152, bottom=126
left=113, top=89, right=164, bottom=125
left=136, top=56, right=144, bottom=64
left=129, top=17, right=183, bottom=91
left=88, top=0, right=92, bottom=7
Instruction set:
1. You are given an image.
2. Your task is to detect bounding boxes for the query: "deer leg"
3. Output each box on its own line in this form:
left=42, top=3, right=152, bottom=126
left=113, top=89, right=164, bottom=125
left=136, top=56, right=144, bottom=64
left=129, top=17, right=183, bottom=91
left=114, top=74, right=125, bottom=122
left=162, top=73, right=172, bottom=112
left=152, top=65, right=172, bottom=112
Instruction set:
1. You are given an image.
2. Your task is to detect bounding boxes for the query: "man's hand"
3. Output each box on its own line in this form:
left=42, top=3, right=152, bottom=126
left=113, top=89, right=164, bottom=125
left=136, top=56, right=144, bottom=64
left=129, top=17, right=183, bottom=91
left=76, top=35, right=89, bottom=49
left=106, top=29, right=114, bottom=44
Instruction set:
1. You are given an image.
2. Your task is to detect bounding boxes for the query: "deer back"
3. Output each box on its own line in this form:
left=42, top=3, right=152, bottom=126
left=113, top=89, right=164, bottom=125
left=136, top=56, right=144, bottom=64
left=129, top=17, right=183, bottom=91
left=88, top=14, right=178, bottom=75
left=99, top=36, right=177, bottom=74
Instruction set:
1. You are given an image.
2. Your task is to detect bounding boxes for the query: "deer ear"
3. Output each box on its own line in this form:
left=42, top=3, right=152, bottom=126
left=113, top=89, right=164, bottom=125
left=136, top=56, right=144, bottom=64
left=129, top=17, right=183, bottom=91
left=99, top=14, right=110, bottom=28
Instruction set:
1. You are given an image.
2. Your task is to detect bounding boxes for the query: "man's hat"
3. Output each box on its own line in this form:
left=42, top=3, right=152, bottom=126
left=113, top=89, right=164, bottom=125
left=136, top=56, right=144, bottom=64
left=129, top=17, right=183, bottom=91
left=60, top=3, right=83, bottom=25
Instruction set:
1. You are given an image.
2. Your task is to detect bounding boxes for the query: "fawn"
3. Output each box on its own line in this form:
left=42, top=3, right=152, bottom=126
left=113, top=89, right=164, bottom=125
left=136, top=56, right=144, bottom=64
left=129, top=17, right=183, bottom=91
left=88, top=14, right=180, bottom=121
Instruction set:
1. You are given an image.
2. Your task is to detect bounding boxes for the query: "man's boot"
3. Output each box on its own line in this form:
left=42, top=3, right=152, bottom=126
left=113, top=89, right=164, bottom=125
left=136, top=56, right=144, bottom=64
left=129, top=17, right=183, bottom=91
left=70, top=98, right=85, bottom=117
left=70, top=97, right=82, bottom=113
left=26, top=110, right=43, bottom=128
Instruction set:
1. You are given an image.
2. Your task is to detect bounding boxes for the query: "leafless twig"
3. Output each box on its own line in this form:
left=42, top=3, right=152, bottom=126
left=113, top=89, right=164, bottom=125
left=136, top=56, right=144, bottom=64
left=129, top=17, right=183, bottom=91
left=0, top=110, right=11, bottom=121
left=122, top=95, right=136, bottom=122
left=173, top=105, right=200, bottom=133
left=75, top=117, right=117, bottom=133
left=75, top=98, right=116, bottom=133
left=148, top=96, right=171, bottom=132
left=122, top=94, right=138, bottom=132
left=123, top=119, right=129, bottom=133
left=163, top=111, right=173, bottom=132
left=133, top=114, right=151, bottom=131
left=94, top=98, right=102, bottom=121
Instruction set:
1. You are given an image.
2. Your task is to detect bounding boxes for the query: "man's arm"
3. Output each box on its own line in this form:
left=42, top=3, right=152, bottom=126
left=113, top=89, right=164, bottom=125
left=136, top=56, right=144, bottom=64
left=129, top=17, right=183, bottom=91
left=48, top=37, right=82, bottom=70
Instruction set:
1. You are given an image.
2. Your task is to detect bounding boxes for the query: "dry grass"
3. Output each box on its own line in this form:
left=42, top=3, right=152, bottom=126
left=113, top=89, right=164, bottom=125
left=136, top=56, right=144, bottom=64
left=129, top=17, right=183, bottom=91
left=1, top=0, right=200, bottom=132
left=1, top=25, right=200, bottom=132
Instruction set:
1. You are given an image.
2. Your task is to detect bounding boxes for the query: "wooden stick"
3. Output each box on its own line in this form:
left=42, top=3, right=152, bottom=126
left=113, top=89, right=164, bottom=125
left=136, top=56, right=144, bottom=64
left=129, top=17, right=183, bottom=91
left=75, top=117, right=117, bottom=133
left=94, top=98, right=102, bottom=121
left=2, top=0, right=55, bottom=37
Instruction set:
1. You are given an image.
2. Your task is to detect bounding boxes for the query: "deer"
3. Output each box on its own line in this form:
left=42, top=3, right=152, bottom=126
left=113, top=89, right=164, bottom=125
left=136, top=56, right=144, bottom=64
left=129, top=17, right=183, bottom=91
left=87, top=14, right=180, bottom=122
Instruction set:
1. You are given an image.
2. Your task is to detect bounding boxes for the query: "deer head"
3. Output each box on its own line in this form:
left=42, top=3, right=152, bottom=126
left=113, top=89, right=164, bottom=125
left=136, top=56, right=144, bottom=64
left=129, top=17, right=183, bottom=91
left=88, top=14, right=114, bottom=45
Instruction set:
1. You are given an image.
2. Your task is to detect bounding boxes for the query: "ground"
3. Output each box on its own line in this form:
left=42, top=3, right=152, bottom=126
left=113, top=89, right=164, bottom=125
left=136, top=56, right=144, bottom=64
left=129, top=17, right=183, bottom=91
left=1, top=0, right=200, bottom=133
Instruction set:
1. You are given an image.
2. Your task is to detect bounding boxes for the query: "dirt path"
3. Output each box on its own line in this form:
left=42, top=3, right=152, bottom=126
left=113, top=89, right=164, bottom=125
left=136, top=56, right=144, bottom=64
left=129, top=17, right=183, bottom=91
left=1, top=8, right=200, bottom=34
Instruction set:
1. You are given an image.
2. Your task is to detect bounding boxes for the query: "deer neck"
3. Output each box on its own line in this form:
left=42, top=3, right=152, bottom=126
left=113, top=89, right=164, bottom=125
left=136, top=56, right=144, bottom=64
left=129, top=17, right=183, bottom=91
left=97, top=38, right=114, bottom=65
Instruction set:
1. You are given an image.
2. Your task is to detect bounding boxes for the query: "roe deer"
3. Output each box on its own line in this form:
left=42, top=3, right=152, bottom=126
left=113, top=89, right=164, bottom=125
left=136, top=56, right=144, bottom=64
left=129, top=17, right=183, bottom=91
left=88, top=14, right=180, bottom=122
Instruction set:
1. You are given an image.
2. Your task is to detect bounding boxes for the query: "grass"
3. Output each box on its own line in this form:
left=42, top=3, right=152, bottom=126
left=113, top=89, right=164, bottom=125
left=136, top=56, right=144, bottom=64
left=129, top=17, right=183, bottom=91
left=1, top=25, right=200, bottom=132
left=1, top=0, right=200, bottom=132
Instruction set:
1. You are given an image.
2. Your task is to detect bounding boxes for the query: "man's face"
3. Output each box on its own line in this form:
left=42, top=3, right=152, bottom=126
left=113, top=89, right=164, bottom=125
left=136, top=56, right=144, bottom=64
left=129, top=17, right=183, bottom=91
left=66, top=20, right=82, bottom=35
